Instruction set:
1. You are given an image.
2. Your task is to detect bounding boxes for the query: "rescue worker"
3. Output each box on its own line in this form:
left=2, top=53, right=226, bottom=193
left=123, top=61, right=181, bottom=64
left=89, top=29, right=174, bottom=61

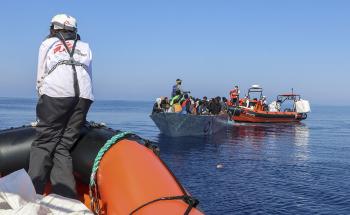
left=261, top=96, right=268, bottom=111
left=229, top=85, right=240, bottom=106
left=28, top=14, right=93, bottom=199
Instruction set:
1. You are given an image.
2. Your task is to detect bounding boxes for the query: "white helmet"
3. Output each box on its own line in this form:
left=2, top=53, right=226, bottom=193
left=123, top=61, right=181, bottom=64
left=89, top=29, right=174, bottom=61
left=51, top=14, right=77, bottom=31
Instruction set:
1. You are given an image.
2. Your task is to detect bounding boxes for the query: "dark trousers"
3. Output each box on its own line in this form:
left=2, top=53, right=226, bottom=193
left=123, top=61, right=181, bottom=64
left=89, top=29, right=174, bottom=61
left=231, top=97, right=238, bottom=106
left=28, top=95, right=92, bottom=199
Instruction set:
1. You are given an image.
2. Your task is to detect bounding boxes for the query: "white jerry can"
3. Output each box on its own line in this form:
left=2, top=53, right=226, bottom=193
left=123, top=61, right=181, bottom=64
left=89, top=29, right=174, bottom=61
left=295, top=99, right=311, bottom=113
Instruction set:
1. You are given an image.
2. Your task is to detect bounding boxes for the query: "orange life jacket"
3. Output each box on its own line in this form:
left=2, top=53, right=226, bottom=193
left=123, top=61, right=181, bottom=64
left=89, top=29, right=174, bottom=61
left=181, top=99, right=190, bottom=108
left=230, top=89, right=239, bottom=99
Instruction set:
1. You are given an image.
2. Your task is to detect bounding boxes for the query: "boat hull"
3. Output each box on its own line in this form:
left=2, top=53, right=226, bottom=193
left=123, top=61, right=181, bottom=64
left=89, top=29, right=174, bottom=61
left=230, top=108, right=306, bottom=123
left=150, top=113, right=228, bottom=137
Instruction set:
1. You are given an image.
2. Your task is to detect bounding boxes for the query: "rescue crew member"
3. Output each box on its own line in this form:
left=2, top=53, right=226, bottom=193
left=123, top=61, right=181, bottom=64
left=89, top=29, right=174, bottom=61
left=261, top=96, right=268, bottom=111
left=229, top=85, right=240, bottom=106
left=28, top=14, right=93, bottom=199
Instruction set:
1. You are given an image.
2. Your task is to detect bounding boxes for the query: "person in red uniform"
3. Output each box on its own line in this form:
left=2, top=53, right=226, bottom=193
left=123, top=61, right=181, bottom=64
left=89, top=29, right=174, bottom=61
left=229, top=85, right=240, bottom=106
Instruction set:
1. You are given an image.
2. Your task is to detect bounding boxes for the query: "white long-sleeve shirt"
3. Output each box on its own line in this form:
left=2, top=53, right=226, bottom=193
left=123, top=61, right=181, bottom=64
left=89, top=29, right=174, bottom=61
left=36, top=37, right=94, bottom=101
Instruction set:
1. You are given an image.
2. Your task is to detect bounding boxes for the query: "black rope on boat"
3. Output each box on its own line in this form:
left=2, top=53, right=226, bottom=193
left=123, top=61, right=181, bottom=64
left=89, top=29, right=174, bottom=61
left=129, top=195, right=199, bottom=215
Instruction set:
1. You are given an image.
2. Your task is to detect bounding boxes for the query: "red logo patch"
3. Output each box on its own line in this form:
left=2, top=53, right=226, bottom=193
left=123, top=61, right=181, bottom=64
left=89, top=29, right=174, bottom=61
left=53, top=41, right=73, bottom=54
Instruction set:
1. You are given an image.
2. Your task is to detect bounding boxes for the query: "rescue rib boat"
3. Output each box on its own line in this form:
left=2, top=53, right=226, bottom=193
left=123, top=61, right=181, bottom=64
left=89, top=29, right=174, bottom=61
left=0, top=122, right=203, bottom=214
left=229, top=85, right=310, bottom=123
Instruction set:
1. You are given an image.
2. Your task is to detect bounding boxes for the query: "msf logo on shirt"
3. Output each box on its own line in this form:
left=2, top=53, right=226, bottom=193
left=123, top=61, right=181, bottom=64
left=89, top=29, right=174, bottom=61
left=53, top=41, right=73, bottom=54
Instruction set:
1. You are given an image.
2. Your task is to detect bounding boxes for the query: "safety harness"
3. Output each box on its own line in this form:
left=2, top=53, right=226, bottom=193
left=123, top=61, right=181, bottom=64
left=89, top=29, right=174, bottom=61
left=89, top=132, right=199, bottom=215
left=47, top=32, right=88, bottom=97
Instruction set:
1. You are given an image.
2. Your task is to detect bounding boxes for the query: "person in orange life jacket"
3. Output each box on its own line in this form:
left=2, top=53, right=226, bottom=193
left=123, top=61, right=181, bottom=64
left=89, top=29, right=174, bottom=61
left=229, top=85, right=240, bottom=106
left=28, top=14, right=93, bottom=199
left=181, top=94, right=191, bottom=114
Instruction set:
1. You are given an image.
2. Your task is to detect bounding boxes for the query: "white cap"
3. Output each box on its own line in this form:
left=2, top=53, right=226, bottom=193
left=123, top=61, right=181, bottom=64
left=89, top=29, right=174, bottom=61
left=51, top=14, right=77, bottom=31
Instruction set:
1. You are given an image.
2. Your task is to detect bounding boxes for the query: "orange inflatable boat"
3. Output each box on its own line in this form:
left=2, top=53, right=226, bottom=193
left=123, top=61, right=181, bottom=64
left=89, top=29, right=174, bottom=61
left=228, top=86, right=310, bottom=123
left=0, top=124, right=203, bottom=215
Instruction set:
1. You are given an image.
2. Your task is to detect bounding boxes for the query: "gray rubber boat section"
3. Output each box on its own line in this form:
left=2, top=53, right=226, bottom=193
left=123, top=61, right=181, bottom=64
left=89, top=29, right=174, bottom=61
left=150, top=113, right=228, bottom=137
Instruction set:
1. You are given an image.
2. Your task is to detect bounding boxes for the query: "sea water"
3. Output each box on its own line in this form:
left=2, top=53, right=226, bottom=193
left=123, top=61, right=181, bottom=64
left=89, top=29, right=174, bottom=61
left=0, top=98, right=350, bottom=214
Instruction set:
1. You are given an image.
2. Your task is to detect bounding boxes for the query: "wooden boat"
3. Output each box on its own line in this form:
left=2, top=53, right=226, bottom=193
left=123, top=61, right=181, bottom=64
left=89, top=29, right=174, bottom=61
left=150, top=112, right=228, bottom=137
left=0, top=123, right=203, bottom=214
left=229, top=86, right=310, bottom=123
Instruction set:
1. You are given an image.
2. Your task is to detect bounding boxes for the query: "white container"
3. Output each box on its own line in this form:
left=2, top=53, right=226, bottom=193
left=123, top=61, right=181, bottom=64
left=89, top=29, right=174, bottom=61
left=296, top=99, right=311, bottom=113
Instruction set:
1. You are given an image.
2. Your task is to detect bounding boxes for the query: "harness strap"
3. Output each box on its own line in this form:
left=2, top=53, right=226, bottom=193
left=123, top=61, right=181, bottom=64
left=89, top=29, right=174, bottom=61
left=48, top=60, right=89, bottom=75
left=55, top=32, right=80, bottom=97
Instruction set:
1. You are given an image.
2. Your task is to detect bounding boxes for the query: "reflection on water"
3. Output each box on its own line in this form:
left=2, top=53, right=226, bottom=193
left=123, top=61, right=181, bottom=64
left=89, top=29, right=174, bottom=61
left=230, top=122, right=309, bottom=146
left=228, top=122, right=310, bottom=161
left=293, top=124, right=310, bottom=161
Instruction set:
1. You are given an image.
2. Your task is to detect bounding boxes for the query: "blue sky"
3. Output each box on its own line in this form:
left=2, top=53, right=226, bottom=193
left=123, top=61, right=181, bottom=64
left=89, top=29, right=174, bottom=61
left=0, top=0, right=349, bottom=105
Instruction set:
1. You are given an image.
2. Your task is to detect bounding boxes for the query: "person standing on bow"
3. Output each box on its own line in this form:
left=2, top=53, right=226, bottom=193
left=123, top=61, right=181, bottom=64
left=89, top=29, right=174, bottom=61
left=28, top=14, right=93, bottom=199
left=171, top=79, right=183, bottom=98
left=171, top=78, right=190, bottom=98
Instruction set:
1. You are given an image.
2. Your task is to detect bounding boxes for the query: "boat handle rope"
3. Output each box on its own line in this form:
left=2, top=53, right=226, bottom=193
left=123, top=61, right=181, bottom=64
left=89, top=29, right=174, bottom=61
left=89, top=131, right=161, bottom=214
left=89, top=131, right=133, bottom=214
left=129, top=195, right=199, bottom=215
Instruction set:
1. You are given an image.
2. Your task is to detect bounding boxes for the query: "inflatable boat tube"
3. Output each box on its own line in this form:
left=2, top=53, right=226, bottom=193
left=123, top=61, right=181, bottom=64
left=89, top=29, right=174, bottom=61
left=94, top=138, right=202, bottom=215
left=0, top=123, right=116, bottom=181
left=0, top=123, right=203, bottom=214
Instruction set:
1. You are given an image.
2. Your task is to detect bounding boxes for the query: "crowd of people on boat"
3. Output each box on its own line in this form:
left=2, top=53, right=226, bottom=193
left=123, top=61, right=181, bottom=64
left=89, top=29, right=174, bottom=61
left=152, top=94, right=229, bottom=115
left=152, top=79, right=228, bottom=115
